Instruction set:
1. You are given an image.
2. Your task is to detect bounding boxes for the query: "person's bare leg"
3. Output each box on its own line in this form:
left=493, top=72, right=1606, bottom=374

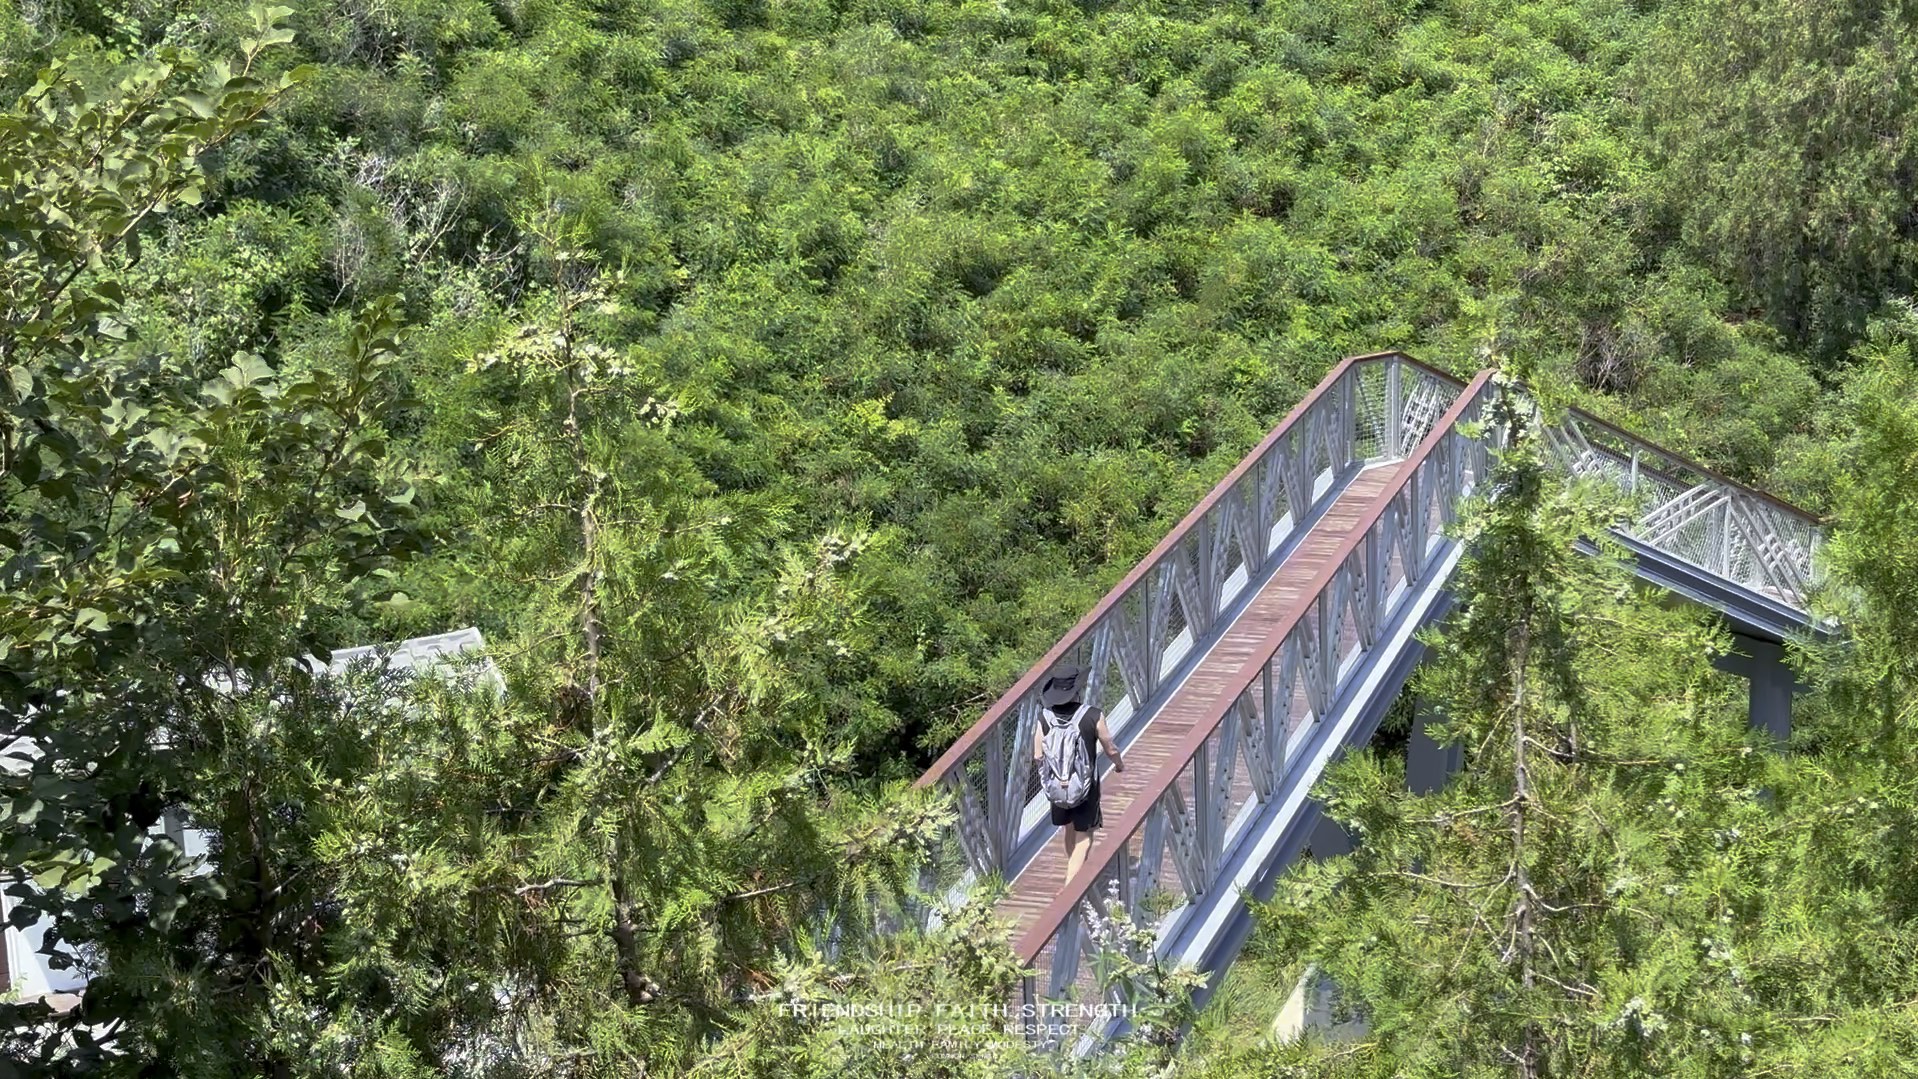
left=1065, top=826, right=1092, bottom=882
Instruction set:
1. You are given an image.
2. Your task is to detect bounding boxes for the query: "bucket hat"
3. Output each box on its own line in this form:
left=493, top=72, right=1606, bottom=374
left=1040, top=664, right=1085, bottom=707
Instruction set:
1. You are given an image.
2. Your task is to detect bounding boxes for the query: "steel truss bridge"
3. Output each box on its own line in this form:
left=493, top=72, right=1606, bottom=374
left=912, top=352, right=1824, bottom=1050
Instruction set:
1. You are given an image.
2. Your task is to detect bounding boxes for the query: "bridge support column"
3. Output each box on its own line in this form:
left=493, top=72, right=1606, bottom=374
left=1406, top=695, right=1461, bottom=794
left=1711, top=633, right=1802, bottom=743
left=1308, top=813, right=1354, bottom=858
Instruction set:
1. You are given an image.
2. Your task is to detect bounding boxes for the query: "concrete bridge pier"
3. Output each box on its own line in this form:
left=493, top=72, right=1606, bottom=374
left=1310, top=696, right=1458, bottom=859
left=1308, top=813, right=1355, bottom=859
left=1280, top=635, right=1806, bottom=1046
left=1397, top=627, right=1802, bottom=792
left=1306, top=694, right=1458, bottom=860
left=1711, top=632, right=1804, bottom=742
left=1406, top=695, right=1461, bottom=794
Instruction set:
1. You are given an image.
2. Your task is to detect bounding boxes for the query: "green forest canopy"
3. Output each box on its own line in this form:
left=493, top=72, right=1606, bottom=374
left=3, top=0, right=1918, bottom=1073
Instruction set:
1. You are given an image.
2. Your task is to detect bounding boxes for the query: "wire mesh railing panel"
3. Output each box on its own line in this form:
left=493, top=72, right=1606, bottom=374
left=1399, top=366, right=1462, bottom=452
left=1543, top=408, right=1821, bottom=612
left=1352, top=360, right=1391, bottom=461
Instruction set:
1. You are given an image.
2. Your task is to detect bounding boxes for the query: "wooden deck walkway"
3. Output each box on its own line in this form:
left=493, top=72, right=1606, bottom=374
left=995, top=462, right=1403, bottom=937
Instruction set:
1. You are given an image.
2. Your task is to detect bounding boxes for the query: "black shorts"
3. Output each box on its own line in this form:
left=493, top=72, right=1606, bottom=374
left=1049, top=778, right=1102, bottom=832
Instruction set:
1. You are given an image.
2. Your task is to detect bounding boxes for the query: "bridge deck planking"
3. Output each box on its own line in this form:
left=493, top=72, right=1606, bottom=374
left=994, top=462, right=1404, bottom=934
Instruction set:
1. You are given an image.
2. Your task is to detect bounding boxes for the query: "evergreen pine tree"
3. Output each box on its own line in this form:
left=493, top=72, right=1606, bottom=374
left=404, top=201, right=952, bottom=1072
left=1243, top=371, right=1775, bottom=1076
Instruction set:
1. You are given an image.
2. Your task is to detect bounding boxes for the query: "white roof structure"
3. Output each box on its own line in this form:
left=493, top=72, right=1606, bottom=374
left=307, top=626, right=505, bottom=711
left=325, top=625, right=492, bottom=676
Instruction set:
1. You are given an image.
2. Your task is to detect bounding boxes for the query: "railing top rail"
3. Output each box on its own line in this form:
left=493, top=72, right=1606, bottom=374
left=914, top=351, right=1411, bottom=790
left=1343, top=349, right=1469, bottom=389
left=1362, top=349, right=1818, bottom=528
left=1367, top=352, right=1821, bottom=528
left=1556, top=403, right=1823, bottom=528
left=1012, top=367, right=1500, bottom=964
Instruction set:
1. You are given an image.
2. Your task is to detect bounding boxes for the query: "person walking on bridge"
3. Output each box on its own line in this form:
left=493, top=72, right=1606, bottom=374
left=1032, top=663, right=1124, bottom=885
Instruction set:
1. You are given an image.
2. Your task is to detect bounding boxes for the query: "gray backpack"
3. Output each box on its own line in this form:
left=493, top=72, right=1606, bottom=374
left=1038, top=707, right=1093, bottom=809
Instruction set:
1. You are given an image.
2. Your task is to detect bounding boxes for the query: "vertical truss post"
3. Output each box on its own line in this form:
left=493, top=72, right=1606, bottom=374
left=1257, top=449, right=1283, bottom=557
left=1011, top=701, right=1044, bottom=859
left=1111, top=598, right=1151, bottom=716
left=1240, top=694, right=1273, bottom=802
left=1261, top=654, right=1282, bottom=776
left=1197, top=507, right=1221, bottom=629
left=1083, top=622, right=1113, bottom=716
left=1049, top=905, right=1084, bottom=998
left=1437, top=436, right=1461, bottom=527
left=1275, top=641, right=1301, bottom=772
left=949, top=771, right=997, bottom=878
left=1358, top=530, right=1382, bottom=647
left=1307, top=595, right=1335, bottom=720
left=1385, top=358, right=1403, bottom=459
left=1404, top=463, right=1427, bottom=578
left=1165, top=786, right=1205, bottom=901
left=983, top=724, right=1009, bottom=875
left=1210, top=713, right=1238, bottom=873
left=1284, top=428, right=1311, bottom=525
left=1337, top=367, right=1358, bottom=477
left=1147, top=566, right=1173, bottom=691
left=1192, top=741, right=1213, bottom=880
left=1020, top=976, right=1036, bottom=1041
left=1137, top=803, right=1167, bottom=901
left=1718, top=499, right=1735, bottom=578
